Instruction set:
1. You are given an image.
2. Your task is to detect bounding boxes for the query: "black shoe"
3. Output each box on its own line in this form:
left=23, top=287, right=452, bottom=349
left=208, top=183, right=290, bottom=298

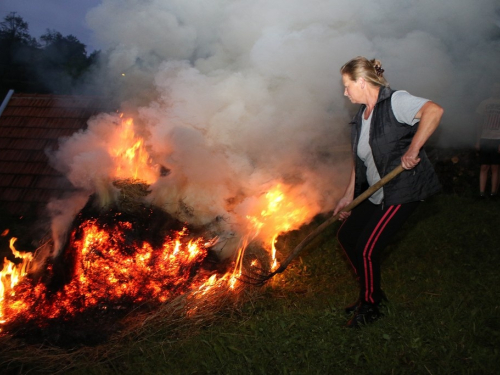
left=344, top=290, right=388, bottom=315
left=344, top=299, right=361, bottom=314
left=346, top=302, right=383, bottom=328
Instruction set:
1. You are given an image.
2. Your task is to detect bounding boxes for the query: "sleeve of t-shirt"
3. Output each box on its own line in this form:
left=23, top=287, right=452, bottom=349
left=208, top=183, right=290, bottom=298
left=391, top=90, right=430, bottom=125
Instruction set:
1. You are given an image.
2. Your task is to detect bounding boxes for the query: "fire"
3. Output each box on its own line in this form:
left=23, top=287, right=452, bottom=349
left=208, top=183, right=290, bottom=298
left=0, top=180, right=312, bottom=333
left=0, top=238, right=34, bottom=325
left=0, top=116, right=315, bottom=337
left=259, top=184, right=312, bottom=266
left=233, top=184, right=313, bottom=277
left=0, top=220, right=227, bottom=329
left=109, top=117, right=158, bottom=184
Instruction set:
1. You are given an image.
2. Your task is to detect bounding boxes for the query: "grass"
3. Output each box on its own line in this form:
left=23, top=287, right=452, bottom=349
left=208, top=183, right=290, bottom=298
left=2, top=191, right=500, bottom=374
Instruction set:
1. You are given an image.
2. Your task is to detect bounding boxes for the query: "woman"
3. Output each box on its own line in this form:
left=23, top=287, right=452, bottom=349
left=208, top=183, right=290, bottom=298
left=333, top=56, right=444, bottom=328
left=476, top=83, right=500, bottom=198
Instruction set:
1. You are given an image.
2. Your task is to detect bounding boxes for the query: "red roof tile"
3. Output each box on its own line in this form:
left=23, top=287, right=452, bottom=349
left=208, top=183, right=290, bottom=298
left=0, top=150, right=45, bottom=163
left=0, top=187, right=26, bottom=202
left=10, top=175, right=35, bottom=188
left=0, top=92, right=115, bottom=220
left=0, top=175, right=14, bottom=188
left=6, top=138, right=49, bottom=150
left=3, top=202, right=33, bottom=219
left=35, top=176, right=74, bottom=190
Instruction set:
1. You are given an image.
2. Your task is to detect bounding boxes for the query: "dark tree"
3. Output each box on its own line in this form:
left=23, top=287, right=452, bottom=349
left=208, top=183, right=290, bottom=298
left=38, top=30, right=93, bottom=93
left=0, top=13, right=100, bottom=97
left=0, top=12, right=39, bottom=47
left=0, top=12, right=44, bottom=96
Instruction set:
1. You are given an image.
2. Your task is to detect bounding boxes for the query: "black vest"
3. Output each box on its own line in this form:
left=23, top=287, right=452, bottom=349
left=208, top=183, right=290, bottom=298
left=350, top=86, right=441, bottom=205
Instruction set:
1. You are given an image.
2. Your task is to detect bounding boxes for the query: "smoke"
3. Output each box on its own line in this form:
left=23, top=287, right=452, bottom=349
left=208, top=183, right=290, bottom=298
left=48, top=0, right=500, bottom=255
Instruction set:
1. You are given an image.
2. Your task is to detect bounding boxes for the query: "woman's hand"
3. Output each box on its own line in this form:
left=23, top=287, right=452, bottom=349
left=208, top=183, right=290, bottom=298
left=333, top=196, right=352, bottom=220
left=401, top=148, right=420, bottom=170
left=334, top=165, right=355, bottom=220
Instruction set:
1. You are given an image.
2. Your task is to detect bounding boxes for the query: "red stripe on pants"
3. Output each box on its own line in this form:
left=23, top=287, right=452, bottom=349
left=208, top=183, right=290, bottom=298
left=363, top=204, right=401, bottom=303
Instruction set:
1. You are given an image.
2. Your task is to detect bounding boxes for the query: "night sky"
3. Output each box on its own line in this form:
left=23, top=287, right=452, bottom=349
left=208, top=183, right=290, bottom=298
left=1, top=0, right=102, bottom=52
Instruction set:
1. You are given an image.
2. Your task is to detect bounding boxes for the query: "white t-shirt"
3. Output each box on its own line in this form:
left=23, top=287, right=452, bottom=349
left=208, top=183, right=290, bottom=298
left=476, top=97, right=500, bottom=140
left=357, top=90, right=429, bottom=204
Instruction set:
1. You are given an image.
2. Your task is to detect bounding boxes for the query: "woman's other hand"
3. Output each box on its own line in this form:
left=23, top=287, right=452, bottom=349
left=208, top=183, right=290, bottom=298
left=333, top=197, right=352, bottom=220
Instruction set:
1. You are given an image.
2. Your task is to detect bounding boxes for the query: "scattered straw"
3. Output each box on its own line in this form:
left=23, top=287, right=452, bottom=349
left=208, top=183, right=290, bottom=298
left=0, top=280, right=263, bottom=374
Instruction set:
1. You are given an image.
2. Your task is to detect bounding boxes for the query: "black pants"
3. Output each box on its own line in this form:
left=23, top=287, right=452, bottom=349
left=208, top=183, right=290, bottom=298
left=337, top=199, right=420, bottom=304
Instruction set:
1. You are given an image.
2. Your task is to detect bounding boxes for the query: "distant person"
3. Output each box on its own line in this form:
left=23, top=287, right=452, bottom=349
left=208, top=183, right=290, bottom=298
left=333, top=56, right=443, bottom=328
left=476, top=83, right=500, bottom=198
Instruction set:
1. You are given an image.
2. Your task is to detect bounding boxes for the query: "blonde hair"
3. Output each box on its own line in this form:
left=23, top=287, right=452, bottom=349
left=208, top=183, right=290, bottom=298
left=340, top=56, right=389, bottom=88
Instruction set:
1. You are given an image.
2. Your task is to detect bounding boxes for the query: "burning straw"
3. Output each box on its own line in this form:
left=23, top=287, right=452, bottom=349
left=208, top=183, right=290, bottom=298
left=0, top=278, right=260, bottom=374
left=0, top=179, right=272, bottom=373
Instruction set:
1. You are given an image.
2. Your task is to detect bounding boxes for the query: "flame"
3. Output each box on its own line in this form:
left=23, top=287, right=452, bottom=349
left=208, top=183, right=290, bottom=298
left=261, top=184, right=312, bottom=234
left=0, top=221, right=231, bottom=329
left=109, top=117, right=157, bottom=184
left=233, top=183, right=313, bottom=278
left=0, top=238, right=34, bottom=326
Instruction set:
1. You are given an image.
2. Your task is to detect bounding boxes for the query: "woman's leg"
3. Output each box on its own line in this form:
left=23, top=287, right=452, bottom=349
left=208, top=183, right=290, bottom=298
left=353, top=201, right=420, bottom=304
left=337, top=200, right=378, bottom=278
left=480, top=164, right=490, bottom=196
left=342, top=201, right=420, bottom=328
left=490, top=165, right=499, bottom=195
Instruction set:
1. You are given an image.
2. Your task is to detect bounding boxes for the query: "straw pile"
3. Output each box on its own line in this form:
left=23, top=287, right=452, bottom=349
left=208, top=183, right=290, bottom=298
left=0, top=179, right=270, bottom=373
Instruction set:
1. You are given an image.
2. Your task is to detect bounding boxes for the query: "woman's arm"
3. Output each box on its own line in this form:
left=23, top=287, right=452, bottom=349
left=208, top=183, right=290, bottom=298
left=333, top=165, right=355, bottom=220
left=401, top=101, right=444, bottom=170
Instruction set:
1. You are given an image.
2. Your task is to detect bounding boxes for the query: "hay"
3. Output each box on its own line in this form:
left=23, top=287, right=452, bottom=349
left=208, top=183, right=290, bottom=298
left=0, top=178, right=273, bottom=374
left=112, top=178, right=151, bottom=213
left=0, top=279, right=263, bottom=374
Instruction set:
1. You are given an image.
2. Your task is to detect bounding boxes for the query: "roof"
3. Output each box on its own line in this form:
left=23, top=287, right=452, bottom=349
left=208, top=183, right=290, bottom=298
left=0, top=91, right=114, bottom=221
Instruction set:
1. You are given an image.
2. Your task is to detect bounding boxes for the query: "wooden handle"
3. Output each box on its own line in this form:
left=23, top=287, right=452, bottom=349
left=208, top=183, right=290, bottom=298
left=273, top=164, right=405, bottom=273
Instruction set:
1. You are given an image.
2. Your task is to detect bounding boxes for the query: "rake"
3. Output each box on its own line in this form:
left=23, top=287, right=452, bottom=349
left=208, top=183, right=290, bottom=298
left=239, top=164, right=405, bottom=285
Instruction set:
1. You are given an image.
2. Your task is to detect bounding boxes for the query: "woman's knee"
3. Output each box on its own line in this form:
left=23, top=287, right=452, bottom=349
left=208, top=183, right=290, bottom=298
left=337, top=224, right=355, bottom=252
left=480, top=164, right=491, bottom=172
left=337, top=226, right=347, bottom=248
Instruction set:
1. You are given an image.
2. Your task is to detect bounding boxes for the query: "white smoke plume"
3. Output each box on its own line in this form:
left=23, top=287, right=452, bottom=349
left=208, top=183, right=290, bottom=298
left=49, top=0, right=500, bottom=255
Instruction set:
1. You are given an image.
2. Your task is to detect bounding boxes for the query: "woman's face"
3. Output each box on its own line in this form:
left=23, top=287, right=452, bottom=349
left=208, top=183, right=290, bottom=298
left=342, top=74, right=363, bottom=104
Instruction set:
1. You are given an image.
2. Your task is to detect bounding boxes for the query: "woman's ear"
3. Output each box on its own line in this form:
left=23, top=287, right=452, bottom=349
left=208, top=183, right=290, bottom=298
left=358, top=77, right=366, bottom=88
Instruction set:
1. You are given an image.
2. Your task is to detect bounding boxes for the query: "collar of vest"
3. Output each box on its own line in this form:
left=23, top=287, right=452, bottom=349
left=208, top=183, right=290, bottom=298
left=357, top=86, right=393, bottom=114
left=376, top=85, right=393, bottom=104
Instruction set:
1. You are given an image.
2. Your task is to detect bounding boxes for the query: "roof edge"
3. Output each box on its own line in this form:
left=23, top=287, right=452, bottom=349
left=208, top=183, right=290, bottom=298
left=0, top=89, right=15, bottom=117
